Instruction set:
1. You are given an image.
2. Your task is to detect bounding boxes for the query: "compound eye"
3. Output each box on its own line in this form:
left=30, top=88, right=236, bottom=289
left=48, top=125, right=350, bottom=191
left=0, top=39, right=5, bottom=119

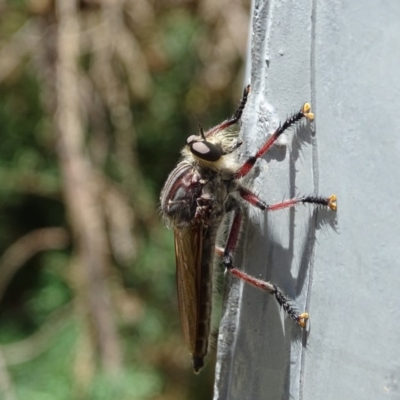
left=186, top=135, right=198, bottom=145
left=190, top=141, right=222, bottom=162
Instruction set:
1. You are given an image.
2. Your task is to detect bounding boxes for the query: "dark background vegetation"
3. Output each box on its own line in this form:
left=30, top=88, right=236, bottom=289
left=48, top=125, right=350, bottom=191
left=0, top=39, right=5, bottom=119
left=0, top=0, right=250, bottom=399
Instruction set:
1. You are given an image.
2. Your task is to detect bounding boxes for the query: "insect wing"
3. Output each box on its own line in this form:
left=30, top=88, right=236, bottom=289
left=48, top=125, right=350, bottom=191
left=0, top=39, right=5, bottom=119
left=174, top=225, right=203, bottom=353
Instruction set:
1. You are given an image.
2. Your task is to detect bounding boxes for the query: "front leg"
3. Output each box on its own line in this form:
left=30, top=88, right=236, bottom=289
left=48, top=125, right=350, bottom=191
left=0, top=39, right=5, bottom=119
left=235, top=103, right=315, bottom=179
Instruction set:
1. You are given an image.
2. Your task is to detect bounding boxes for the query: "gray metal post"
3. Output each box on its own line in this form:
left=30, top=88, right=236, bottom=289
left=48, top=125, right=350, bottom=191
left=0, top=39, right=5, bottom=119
left=215, top=1, right=400, bottom=399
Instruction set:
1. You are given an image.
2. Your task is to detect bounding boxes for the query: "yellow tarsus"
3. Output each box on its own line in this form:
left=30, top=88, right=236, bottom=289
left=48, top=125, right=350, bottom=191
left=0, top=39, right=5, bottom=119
left=298, top=312, right=309, bottom=328
left=328, top=194, right=337, bottom=211
left=302, top=102, right=314, bottom=120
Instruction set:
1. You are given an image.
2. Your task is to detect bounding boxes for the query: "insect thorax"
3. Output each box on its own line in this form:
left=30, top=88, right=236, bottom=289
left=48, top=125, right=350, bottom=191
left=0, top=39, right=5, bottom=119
left=160, top=160, right=231, bottom=229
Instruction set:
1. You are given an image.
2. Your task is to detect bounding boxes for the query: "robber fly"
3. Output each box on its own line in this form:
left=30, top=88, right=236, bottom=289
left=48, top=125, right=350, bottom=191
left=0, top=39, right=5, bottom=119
left=160, top=85, right=337, bottom=373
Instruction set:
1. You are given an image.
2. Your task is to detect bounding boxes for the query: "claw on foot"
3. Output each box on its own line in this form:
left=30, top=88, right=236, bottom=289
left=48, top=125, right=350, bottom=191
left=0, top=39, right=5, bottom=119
left=298, top=312, right=309, bottom=328
left=302, top=103, right=314, bottom=121
left=328, top=194, right=337, bottom=211
left=297, top=313, right=309, bottom=328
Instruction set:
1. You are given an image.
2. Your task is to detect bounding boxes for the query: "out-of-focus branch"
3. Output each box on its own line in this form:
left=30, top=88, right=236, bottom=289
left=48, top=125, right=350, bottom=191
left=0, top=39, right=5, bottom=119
left=0, top=227, right=69, bottom=304
left=0, top=19, right=40, bottom=83
left=0, top=347, right=17, bottom=400
left=89, top=4, right=156, bottom=229
left=55, top=0, right=122, bottom=374
left=2, top=303, right=73, bottom=365
left=101, top=178, right=137, bottom=264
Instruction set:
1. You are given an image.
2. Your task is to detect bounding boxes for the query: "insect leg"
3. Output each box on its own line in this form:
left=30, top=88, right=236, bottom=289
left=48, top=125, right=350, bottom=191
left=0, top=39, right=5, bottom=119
left=238, top=187, right=337, bottom=212
left=222, top=209, right=309, bottom=328
left=232, top=85, right=251, bottom=122
left=205, top=85, right=251, bottom=140
left=235, top=103, right=314, bottom=179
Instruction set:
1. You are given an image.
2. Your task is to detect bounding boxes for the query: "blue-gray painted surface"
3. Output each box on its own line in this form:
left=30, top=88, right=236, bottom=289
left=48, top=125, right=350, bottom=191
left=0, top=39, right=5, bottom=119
left=215, top=1, right=400, bottom=399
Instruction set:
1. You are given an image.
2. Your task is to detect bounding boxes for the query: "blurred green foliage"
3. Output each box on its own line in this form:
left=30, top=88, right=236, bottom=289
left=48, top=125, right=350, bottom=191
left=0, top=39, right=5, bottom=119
left=0, top=1, right=249, bottom=399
